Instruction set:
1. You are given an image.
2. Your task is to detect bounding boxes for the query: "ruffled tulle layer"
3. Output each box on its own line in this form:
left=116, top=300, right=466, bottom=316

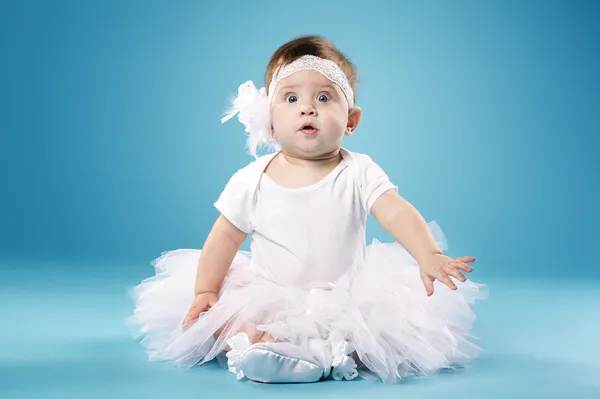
left=128, top=222, right=487, bottom=383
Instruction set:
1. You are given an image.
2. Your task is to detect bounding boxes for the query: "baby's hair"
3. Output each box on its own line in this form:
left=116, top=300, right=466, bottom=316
left=265, top=35, right=358, bottom=102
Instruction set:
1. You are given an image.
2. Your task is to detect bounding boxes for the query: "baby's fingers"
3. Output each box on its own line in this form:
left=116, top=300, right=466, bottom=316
left=420, top=273, right=435, bottom=296
left=451, top=260, right=473, bottom=272
left=182, top=305, right=203, bottom=328
left=436, top=271, right=457, bottom=290
left=443, top=264, right=467, bottom=282
left=182, top=314, right=197, bottom=328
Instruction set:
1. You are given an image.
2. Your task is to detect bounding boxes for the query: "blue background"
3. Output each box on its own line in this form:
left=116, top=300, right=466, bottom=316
left=1, top=1, right=599, bottom=398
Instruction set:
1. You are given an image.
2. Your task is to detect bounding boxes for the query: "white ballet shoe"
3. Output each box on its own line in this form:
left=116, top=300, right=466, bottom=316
left=240, top=341, right=325, bottom=383
left=307, top=338, right=333, bottom=379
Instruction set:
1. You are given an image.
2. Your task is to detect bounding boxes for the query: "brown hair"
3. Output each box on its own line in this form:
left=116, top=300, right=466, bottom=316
left=265, top=35, right=358, bottom=102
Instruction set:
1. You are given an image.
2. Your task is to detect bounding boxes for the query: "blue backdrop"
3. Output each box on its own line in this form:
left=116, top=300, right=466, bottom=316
left=4, top=1, right=598, bottom=279
left=2, top=2, right=600, bottom=398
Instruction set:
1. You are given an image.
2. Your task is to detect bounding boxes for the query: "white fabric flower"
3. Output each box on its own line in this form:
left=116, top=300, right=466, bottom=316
left=220, top=81, right=276, bottom=159
left=225, top=332, right=251, bottom=380
left=330, top=338, right=358, bottom=381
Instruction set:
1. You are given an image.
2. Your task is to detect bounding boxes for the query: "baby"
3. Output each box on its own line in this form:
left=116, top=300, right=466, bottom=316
left=129, top=35, right=486, bottom=384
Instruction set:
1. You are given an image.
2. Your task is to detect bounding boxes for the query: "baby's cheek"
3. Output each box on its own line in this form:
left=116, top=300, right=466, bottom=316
left=334, top=115, right=349, bottom=130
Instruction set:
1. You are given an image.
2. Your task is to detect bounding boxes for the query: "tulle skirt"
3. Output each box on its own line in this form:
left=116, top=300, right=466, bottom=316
left=128, top=223, right=487, bottom=383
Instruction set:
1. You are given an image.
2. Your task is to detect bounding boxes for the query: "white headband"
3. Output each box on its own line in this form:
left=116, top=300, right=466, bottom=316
left=221, top=55, right=355, bottom=158
left=267, top=55, right=354, bottom=108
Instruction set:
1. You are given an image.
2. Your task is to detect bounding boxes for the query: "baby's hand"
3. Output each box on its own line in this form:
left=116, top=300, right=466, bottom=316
left=182, top=292, right=219, bottom=328
left=418, top=254, right=475, bottom=296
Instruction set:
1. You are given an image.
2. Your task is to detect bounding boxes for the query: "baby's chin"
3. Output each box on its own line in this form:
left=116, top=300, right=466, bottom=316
left=280, top=141, right=342, bottom=159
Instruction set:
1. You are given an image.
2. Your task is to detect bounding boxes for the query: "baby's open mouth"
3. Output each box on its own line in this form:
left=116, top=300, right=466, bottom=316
left=300, top=123, right=318, bottom=134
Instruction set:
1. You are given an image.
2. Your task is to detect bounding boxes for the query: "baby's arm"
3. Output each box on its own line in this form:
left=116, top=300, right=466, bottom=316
left=194, top=214, right=247, bottom=295
left=371, top=190, right=442, bottom=265
left=371, top=191, right=475, bottom=295
left=182, top=214, right=247, bottom=327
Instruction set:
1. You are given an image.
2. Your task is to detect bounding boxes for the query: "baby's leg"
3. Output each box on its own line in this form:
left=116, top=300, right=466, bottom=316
left=214, top=319, right=275, bottom=346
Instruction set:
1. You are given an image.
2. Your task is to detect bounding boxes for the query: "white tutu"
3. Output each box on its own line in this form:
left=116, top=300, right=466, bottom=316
left=128, top=223, right=486, bottom=384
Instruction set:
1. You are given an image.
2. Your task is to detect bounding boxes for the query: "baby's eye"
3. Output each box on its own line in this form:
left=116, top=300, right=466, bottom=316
left=285, top=95, right=298, bottom=103
left=317, top=94, right=330, bottom=102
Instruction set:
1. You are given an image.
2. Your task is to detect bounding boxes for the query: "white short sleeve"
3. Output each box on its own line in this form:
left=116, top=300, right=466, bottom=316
left=214, top=169, right=255, bottom=233
left=355, top=154, right=397, bottom=213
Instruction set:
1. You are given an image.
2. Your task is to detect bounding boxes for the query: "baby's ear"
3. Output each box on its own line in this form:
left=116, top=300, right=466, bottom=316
left=345, top=106, right=362, bottom=136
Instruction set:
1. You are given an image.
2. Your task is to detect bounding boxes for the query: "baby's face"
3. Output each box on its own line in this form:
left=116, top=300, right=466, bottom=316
left=270, top=70, right=354, bottom=158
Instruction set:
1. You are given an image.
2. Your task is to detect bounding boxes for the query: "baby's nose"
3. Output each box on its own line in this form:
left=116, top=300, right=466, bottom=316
left=300, top=104, right=316, bottom=115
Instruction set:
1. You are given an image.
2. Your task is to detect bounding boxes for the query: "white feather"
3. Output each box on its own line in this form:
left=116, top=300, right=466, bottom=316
left=221, top=81, right=278, bottom=158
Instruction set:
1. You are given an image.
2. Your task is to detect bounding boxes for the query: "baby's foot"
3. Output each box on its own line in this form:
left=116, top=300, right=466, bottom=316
left=240, top=341, right=324, bottom=383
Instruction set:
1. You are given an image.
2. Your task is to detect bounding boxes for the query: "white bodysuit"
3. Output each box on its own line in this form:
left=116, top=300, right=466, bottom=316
left=214, top=148, right=397, bottom=287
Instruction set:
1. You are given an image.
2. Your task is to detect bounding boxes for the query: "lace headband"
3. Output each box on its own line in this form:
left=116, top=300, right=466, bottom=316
left=221, top=55, right=355, bottom=158
left=267, top=55, right=354, bottom=108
